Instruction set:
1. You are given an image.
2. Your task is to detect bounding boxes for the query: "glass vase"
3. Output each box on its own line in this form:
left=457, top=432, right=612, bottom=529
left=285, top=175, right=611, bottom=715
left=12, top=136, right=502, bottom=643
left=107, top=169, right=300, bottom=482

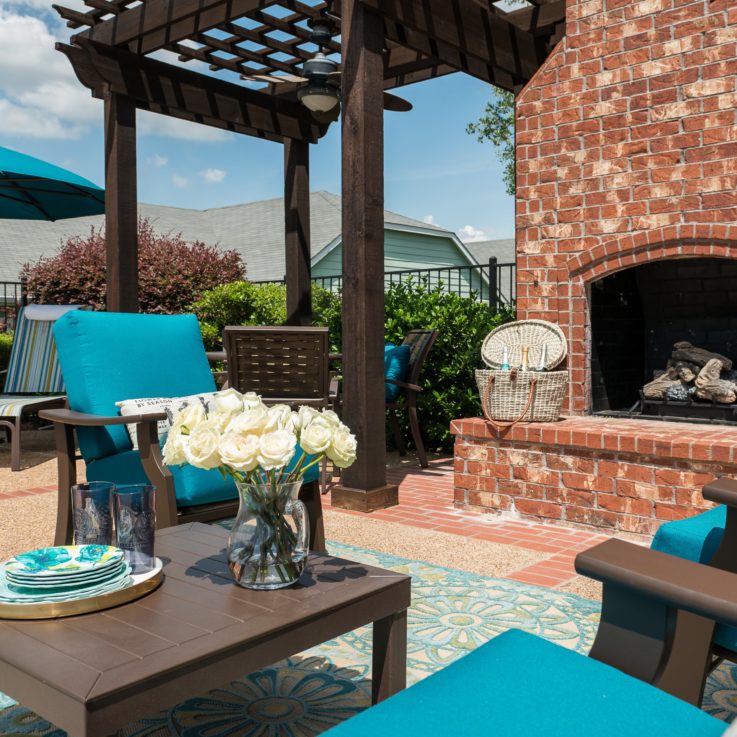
left=227, top=479, right=309, bottom=590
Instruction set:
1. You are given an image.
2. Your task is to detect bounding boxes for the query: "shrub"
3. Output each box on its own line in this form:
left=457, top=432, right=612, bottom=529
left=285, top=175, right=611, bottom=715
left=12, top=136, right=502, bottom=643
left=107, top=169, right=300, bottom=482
left=192, top=282, right=342, bottom=351
left=384, top=279, right=515, bottom=451
left=0, top=332, right=12, bottom=379
left=21, top=219, right=245, bottom=314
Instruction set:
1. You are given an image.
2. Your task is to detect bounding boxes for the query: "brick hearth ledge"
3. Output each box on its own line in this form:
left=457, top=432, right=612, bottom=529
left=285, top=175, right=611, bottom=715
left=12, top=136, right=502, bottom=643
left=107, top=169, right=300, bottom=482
left=451, top=416, right=737, bottom=538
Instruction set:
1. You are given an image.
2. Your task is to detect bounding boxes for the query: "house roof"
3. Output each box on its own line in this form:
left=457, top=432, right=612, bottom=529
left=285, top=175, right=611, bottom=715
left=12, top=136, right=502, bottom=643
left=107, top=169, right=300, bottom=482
left=463, top=239, right=516, bottom=266
left=0, top=191, right=448, bottom=283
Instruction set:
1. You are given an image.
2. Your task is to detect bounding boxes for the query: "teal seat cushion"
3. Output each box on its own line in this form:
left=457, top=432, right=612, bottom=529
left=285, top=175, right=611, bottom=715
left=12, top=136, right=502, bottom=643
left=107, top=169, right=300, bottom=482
left=53, top=310, right=216, bottom=462
left=86, top=446, right=320, bottom=507
left=384, top=344, right=411, bottom=402
left=324, top=629, right=725, bottom=737
left=651, top=505, right=737, bottom=653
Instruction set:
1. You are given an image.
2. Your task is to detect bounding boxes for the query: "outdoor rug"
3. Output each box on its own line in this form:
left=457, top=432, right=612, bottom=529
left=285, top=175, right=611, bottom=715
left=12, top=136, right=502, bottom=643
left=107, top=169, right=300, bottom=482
left=0, top=539, right=734, bottom=735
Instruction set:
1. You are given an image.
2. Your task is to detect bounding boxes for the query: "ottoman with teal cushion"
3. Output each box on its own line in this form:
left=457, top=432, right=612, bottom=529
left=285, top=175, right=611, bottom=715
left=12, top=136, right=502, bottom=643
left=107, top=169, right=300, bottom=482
left=324, top=629, right=726, bottom=737
left=43, top=310, right=321, bottom=545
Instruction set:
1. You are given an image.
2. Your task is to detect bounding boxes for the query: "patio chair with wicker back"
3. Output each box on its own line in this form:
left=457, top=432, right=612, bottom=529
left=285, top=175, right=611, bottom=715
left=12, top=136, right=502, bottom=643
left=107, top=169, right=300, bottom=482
left=386, top=329, right=438, bottom=468
left=0, top=304, right=79, bottom=471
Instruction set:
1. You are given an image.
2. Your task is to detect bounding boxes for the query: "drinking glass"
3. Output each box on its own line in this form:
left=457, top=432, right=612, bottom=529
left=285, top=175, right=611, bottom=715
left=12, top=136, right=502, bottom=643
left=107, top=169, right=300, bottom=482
left=113, top=485, right=156, bottom=574
left=71, top=482, right=115, bottom=546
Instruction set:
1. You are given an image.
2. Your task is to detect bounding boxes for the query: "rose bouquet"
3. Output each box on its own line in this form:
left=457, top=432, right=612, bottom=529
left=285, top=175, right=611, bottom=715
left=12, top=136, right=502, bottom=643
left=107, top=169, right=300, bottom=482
left=162, top=389, right=357, bottom=589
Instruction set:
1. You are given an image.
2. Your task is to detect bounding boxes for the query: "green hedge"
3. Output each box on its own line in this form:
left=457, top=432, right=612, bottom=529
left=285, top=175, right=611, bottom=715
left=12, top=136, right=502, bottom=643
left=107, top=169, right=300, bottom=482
left=0, top=332, right=12, bottom=383
left=193, top=279, right=514, bottom=452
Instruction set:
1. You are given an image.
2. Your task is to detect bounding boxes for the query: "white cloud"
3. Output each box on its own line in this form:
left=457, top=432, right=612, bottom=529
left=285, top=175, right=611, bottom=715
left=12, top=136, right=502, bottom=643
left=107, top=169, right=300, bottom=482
left=199, top=167, right=226, bottom=183
left=151, top=154, right=168, bottom=168
left=172, top=174, right=189, bottom=189
left=457, top=225, right=491, bottom=243
left=423, top=215, right=435, bottom=225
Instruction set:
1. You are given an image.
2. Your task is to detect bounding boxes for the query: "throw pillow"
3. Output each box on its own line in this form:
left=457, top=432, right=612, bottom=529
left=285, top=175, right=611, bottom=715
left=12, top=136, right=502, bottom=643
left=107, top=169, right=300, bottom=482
left=384, top=344, right=412, bottom=402
left=116, top=392, right=217, bottom=450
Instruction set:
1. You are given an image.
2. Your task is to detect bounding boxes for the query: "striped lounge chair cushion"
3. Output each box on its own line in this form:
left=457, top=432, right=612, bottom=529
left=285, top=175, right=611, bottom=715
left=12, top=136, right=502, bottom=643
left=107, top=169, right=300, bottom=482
left=0, top=395, right=65, bottom=418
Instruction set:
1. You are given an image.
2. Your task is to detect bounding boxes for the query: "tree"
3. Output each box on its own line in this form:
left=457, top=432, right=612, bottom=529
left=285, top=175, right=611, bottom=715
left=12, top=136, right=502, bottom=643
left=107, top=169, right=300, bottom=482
left=467, top=88, right=516, bottom=196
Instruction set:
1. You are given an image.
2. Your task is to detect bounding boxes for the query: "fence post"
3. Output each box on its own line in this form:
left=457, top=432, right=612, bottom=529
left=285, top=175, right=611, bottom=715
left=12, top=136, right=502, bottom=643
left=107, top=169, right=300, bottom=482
left=488, top=257, right=498, bottom=312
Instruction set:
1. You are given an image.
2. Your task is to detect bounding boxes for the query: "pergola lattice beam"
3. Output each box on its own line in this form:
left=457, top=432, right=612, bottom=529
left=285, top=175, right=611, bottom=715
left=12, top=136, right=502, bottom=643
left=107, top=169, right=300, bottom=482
left=58, top=40, right=328, bottom=143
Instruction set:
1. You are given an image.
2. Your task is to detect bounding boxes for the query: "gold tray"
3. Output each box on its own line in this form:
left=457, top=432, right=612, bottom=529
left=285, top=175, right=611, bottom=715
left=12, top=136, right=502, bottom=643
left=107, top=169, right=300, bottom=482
left=0, top=558, right=164, bottom=620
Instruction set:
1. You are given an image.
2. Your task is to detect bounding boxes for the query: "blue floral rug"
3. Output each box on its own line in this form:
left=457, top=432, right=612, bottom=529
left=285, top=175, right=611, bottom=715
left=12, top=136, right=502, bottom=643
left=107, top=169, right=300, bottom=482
left=0, top=540, right=734, bottom=735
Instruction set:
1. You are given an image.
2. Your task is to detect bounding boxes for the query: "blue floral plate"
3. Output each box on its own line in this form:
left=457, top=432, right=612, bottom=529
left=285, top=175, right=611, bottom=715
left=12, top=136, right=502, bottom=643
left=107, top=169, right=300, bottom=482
left=6, top=560, right=126, bottom=590
left=4, top=546, right=124, bottom=578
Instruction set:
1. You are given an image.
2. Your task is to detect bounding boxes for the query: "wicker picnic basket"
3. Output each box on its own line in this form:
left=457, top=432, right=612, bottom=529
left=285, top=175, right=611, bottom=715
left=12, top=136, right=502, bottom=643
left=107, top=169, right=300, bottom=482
left=475, top=320, right=568, bottom=427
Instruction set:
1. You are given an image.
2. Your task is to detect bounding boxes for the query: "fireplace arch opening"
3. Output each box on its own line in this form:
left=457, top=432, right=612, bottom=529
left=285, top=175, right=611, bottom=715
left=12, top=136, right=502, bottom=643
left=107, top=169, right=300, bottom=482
left=589, top=256, right=737, bottom=422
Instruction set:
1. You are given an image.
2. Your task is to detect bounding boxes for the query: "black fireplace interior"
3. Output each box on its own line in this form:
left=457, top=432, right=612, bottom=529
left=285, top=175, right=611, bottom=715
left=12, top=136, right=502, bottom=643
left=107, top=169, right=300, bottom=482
left=590, top=257, right=737, bottom=420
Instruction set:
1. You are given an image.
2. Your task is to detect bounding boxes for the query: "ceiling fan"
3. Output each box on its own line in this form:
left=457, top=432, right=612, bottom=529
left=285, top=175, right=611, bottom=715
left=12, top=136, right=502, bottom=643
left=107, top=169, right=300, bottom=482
left=242, top=11, right=413, bottom=124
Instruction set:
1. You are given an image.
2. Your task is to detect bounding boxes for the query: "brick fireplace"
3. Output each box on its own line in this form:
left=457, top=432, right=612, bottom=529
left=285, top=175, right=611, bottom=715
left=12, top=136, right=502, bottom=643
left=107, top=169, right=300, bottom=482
left=453, top=0, right=737, bottom=536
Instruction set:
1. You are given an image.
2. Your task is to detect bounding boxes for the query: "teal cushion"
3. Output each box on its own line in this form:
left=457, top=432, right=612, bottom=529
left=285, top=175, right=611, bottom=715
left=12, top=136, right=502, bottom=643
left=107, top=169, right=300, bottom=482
left=651, top=505, right=737, bottom=653
left=324, top=629, right=725, bottom=737
left=384, top=344, right=411, bottom=402
left=53, top=311, right=216, bottom=462
left=86, top=446, right=320, bottom=507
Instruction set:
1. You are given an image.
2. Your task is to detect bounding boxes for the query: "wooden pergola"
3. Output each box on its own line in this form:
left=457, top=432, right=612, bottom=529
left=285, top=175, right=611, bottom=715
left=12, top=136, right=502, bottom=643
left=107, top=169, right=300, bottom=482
left=55, top=0, right=565, bottom=511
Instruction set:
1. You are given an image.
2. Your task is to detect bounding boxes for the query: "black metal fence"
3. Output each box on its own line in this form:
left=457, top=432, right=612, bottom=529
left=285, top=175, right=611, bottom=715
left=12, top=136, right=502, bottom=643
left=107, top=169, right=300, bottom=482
left=0, top=281, right=25, bottom=332
left=258, top=259, right=517, bottom=311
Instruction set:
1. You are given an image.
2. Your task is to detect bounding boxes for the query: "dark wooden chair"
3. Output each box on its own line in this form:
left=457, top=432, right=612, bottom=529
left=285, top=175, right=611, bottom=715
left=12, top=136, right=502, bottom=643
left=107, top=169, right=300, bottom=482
left=387, top=329, right=438, bottom=468
left=224, top=326, right=331, bottom=408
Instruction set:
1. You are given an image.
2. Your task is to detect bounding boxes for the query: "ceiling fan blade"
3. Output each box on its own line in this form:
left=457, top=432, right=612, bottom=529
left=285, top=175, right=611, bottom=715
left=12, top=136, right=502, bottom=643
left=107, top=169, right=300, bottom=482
left=383, top=92, right=413, bottom=112
left=242, top=73, right=308, bottom=84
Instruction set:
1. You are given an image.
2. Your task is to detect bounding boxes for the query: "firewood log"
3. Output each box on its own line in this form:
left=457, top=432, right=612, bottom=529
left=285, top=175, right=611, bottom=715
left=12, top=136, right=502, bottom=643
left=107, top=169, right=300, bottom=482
left=671, top=341, right=733, bottom=370
left=666, top=360, right=699, bottom=383
left=643, top=370, right=681, bottom=400
left=694, top=379, right=737, bottom=404
left=695, top=359, right=724, bottom=389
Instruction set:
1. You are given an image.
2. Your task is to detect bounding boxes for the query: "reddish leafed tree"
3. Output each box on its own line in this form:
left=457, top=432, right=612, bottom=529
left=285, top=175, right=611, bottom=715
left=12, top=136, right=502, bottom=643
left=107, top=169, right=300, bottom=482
left=21, top=219, right=245, bottom=314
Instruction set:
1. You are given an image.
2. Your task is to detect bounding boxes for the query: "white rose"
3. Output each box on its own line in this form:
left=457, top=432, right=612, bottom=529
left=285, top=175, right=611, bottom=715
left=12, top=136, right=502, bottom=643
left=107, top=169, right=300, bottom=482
left=257, top=430, right=297, bottom=470
left=242, top=392, right=266, bottom=411
left=225, top=405, right=270, bottom=436
left=299, top=416, right=334, bottom=454
left=295, top=405, right=320, bottom=431
left=213, top=388, right=244, bottom=415
left=162, top=428, right=188, bottom=466
left=185, top=424, right=222, bottom=470
left=172, top=402, right=206, bottom=432
left=207, top=409, right=234, bottom=433
left=219, top=432, right=260, bottom=472
left=327, top=426, right=357, bottom=468
left=268, top=404, right=294, bottom=431
left=319, top=409, right=341, bottom=427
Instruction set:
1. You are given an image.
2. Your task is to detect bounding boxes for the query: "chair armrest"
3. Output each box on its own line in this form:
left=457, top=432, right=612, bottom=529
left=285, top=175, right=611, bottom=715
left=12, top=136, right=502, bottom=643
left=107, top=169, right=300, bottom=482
left=385, top=378, right=423, bottom=393
left=206, top=351, right=227, bottom=363
left=702, top=477, right=737, bottom=507
left=38, top=408, right=167, bottom=426
left=576, top=539, right=737, bottom=629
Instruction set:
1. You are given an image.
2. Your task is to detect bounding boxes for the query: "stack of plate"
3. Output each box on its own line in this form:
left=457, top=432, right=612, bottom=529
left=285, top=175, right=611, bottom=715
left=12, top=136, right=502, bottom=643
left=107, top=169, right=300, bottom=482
left=0, top=545, right=131, bottom=605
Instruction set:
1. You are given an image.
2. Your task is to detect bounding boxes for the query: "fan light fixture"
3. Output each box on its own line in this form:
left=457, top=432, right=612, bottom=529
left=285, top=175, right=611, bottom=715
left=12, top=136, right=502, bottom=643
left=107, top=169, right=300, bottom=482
left=297, top=82, right=341, bottom=113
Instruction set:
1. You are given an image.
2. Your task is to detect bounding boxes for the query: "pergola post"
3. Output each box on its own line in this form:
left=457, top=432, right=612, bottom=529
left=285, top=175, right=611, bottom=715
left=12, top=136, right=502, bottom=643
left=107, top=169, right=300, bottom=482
left=284, top=139, right=312, bottom=326
left=332, top=0, right=398, bottom=512
left=103, top=90, right=138, bottom=313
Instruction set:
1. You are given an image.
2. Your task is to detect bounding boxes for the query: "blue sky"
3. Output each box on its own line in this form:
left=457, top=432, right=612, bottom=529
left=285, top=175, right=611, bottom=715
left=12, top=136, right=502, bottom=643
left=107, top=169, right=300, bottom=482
left=0, top=1, right=515, bottom=242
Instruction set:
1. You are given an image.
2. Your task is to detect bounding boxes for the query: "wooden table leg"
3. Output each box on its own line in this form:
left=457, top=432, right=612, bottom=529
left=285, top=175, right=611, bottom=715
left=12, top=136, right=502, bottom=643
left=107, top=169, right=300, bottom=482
left=372, top=609, right=407, bottom=704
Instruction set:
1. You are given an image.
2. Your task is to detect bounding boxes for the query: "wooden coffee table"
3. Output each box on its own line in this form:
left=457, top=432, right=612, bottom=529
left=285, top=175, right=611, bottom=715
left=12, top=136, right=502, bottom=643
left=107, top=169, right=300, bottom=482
left=0, top=523, right=411, bottom=737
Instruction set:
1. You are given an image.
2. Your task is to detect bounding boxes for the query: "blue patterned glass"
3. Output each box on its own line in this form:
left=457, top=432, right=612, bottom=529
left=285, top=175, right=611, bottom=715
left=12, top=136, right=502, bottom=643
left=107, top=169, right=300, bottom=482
left=113, top=485, right=156, bottom=574
left=71, top=482, right=115, bottom=546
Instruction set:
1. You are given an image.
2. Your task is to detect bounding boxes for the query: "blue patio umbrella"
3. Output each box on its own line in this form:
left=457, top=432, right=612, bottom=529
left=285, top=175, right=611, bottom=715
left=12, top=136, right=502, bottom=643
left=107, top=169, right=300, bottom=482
left=0, top=145, right=104, bottom=221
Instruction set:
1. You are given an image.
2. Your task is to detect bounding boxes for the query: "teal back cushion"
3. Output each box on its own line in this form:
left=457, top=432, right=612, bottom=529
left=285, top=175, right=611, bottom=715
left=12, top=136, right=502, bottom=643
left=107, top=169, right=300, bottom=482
left=384, top=344, right=411, bottom=402
left=53, top=311, right=216, bottom=462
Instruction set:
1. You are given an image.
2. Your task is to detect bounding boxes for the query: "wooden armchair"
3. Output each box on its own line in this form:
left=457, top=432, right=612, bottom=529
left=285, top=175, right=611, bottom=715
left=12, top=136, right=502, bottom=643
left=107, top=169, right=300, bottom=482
left=386, top=329, right=438, bottom=468
left=39, top=311, right=324, bottom=550
left=323, top=539, right=737, bottom=736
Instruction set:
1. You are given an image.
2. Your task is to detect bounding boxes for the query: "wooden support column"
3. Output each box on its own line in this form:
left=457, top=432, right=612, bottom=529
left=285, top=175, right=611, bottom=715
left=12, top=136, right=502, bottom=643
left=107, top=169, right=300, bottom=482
left=104, top=90, right=138, bottom=312
left=332, top=0, right=398, bottom=512
left=284, top=139, right=312, bottom=326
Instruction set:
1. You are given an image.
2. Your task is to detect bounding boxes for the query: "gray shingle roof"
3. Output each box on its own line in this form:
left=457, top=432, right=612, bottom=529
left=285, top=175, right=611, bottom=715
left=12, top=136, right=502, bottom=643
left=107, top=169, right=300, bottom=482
left=463, top=239, right=516, bottom=266
left=0, top=191, right=447, bottom=283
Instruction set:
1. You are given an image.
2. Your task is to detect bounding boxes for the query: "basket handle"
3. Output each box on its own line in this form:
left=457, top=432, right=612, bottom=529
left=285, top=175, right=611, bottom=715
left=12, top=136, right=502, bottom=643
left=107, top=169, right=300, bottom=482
left=482, top=371, right=539, bottom=430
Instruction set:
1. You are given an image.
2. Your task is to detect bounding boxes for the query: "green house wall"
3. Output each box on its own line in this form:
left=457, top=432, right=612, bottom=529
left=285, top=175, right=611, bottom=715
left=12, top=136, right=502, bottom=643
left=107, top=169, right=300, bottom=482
left=312, top=229, right=487, bottom=297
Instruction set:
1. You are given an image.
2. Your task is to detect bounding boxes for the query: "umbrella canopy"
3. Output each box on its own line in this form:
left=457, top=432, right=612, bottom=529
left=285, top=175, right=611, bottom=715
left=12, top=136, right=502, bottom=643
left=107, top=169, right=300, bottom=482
left=0, top=146, right=104, bottom=221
